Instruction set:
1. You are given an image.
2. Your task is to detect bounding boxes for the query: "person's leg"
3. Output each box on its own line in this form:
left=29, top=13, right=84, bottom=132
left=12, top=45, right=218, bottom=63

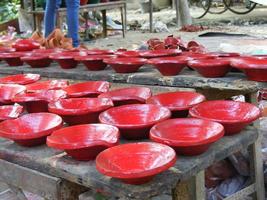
left=44, top=0, right=62, bottom=37
left=65, top=0, right=80, bottom=47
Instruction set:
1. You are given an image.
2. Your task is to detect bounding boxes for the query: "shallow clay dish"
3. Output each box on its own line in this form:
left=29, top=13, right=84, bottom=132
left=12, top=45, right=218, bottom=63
left=0, top=74, right=40, bottom=85
left=26, top=80, right=69, bottom=92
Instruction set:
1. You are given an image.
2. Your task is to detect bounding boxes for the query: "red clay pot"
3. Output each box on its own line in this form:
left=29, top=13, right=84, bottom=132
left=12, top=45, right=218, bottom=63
left=150, top=118, right=224, bottom=156
left=47, top=124, right=119, bottom=161
left=96, top=142, right=176, bottom=185
left=48, top=97, right=113, bottom=125
left=189, top=100, right=261, bottom=135
left=98, top=87, right=152, bottom=106
left=21, top=55, right=52, bottom=68
left=0, top=52, right=31, bottom=66
left=49, top=54, right=78, bottom=69
left=0, top=113, right=63, bottom=146
left=12, top=39, right=40, bottom=52
left=147, top=91, right=206, bottom=118
left=99, top=104, right=171, bottom=139
left=75, top=55, right=115, bottom=71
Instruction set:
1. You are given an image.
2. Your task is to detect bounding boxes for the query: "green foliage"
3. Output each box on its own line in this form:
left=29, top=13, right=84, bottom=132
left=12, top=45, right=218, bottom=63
left=0, top=0, right=20, bottom=23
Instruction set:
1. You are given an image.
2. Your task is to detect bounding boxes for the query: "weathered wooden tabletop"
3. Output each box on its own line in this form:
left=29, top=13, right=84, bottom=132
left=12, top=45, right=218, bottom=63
left=0, top=62, right=265, bottom=93
left=0, top=127, right=258, bottom=199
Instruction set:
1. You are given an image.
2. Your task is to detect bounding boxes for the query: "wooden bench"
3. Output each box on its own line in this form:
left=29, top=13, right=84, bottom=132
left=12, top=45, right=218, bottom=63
left=27, top=1, right=127, bottom=38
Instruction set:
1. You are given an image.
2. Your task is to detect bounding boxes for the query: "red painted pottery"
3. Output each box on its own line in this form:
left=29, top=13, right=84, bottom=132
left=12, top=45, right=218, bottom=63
left=12, top=90, right=67, bottom=113
left=231, top=57, right=267, bottom=82
left=99, top=104, right=171, bottom=139
left=96, top=142, right=176, bottom=185
left=64, top=81, right=110, bottom=98
left=104, top=57, right=147, bottom=73
left=21, top=55, right=52, bottom=68
left=12, top=39, right=40, bottom=52
left=147, top=91, right=206, bottom=118
left=139, top=49, right=181, bottom=58
left=75, top=55, right=114, bottom=71
left=0, top=74, right=40, bottom=85
left=32, top=48, right=63, bottom=55
left=0, top=113, right=63, bottom=146
left=187, top=58, right=231, bottom=78
left=98, top=87, right=152, bottom=106
left=147, top=56, right=190, bottom=76
left=181, top=52, right=217, bottom=60
left=115, top=50, right=141, bottom=58
left=0, top=84, right=26, bottom=104
left=49, top=54, right=78, bottom=69
left=0, top=104, right=24, bottom=122
left=150, top=118, right=224, bottom=156
left=211, top=52, right=240, bottom=58
left=0, top=52, right=31, bottom=66
left=87, top=49, right=114, bottom=55
left=26, top=80, right=69, bottom=92
left=189, top=100, right=260, bottom=135
left=47, top=124, right=119, bottom=161
left=48, top=98, right=113, bottom=125
left=0, top=47, right=16, bottom=53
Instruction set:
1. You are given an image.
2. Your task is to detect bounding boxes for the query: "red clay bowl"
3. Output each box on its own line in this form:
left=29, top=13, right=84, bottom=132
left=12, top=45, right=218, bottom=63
left=21, top=55, right=52, bottom=68
left=32, top=48, right=63, bottom=55
left=231, top=57, right=267, bottom=82
left=75, top=55, right=115, bottom=71
left=0, top=113, right=63, bottom=146
left=187, top=58, right=231, bottom=78
left=49, top=54, right=78, bottom=69
left=147, top=56, right=190, bottom=76
left=139, top=49, right=181, bottom=58
left=189, top=100, right=261, bottom=135
left=87, top=49, right=114, bottom=55
left=0, top=84, right=26, bottom=104
left=115, top=50, right=141, bottom=58
left=12, top=90, right=67, bottom=113
left=0, top=104, right=24, bottom=122
left=47, top=124, right=120, bottom=161
left=0, top=52, right=31, bottom=66
left=211, top=52, right=240, bottom=58
left=26, top=80, right=69, bottom=93
left=0, top=47, right=16, bottom=53
left=0, top=74, right=40, bottom=85
left=64, top=81, right=110, bottom=98
left=181, top=52, right=218, bottom=60
left=99, top=104, right=171, bottom=139
left=12, top=39, right=40, bottom=52
left=150, top=118, right=224, bottom=156
left=96, top=142, right=176, bottom=185
left=146, top=91, right=206, bottom=118
left=48, top=98, right=113, bottom=125
left=104, top=57, right=147, bottom=73
left=98, top=87, right=152, bottom=106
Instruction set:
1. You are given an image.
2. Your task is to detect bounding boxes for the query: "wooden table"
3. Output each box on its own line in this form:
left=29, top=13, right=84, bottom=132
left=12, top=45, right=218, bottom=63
left=0, top=62, right=265, bottom=199
left=27, top=1, right=127, bottom=38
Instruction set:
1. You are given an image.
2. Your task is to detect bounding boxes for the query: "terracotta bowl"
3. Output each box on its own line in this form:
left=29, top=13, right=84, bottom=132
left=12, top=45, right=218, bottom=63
left=150, top=118, right=224, bottom=156
left=0, top=52, right=31, bottom=66
left=0, top=113, right=63, bottom=146
left=87, top=49, right=114, bottom=55
left=0, top=74, right=40, bottom=85
left=98, top=87, right=152, bottom=106
left=64, top=81, right=110, bottom=98
left=187, top=58, right=231, bottom=78
left=0, top=84, right=26, bottom=104
left=231, top=57, right=267, bottom=82
left=96, top=142, right=176, bottom=185
left=181, top=52, right=218, bottom=59
left=26, top=80, right=69, bottom=93
left=189, top=100, right=261, bottom=135
left=75, top=55, right=115, bottom=71
left=47, top=124, right=119, bottom=161
left=0, top=104, right=24, bottom=122
left=48, top=98, right=113, bottom=125
left=139, top=49, right=181, bottom=58
left=12, top=39, right=40, bottom=52
left=12, top=90, right=67, bottom=113
left=21, top=55, right=52, bottom=68
left=0, top=47, right=16, bottom=53
left=99, top=104, right=171, bottom=139
left=146, top=91, right=206, bottom=118
left=147, top=56, right=190, bottom=76
left=211, top=52, right=240, bottom=58
left=32, top=48, right=63, bottom=55
left=104, top=57, right=147, bottom=73
left=115, top=50, right=141, bottom=58
left=49, top=54, right=78, bottom=69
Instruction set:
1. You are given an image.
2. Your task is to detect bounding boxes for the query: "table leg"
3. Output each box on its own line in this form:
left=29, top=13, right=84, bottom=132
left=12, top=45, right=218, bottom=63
left=101, top=10, right=107, bottom=38
left=149, top=0, right=153, bottom=33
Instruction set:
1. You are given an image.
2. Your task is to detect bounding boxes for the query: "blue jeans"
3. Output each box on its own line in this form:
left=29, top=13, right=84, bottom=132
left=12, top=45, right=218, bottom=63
left=44, top=0, right=80, bottom=47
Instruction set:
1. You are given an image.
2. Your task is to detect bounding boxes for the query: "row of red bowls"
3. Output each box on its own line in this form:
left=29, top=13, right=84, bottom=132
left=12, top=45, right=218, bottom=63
left=1, top=47, right=267, bottom=82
